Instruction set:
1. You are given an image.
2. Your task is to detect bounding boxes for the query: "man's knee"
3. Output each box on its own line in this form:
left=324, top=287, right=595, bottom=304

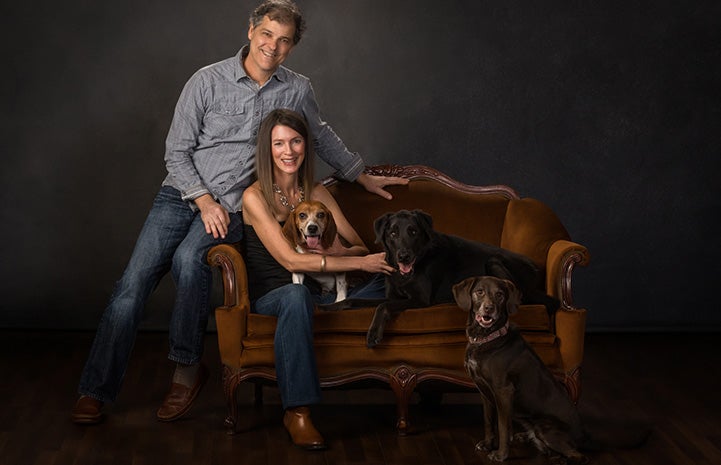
left=172, top=241, right=211, bottom=280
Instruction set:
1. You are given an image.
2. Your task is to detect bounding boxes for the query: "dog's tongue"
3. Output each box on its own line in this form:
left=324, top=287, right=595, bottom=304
left=399, top=262, right=414, bottom=275
left=305, top=235, right=320, bottom=249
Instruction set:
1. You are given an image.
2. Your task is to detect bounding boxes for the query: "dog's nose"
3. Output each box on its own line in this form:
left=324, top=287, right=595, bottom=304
left=397, top=250, right=411, bottom=263
left=307, top=224, right=318, bottom=234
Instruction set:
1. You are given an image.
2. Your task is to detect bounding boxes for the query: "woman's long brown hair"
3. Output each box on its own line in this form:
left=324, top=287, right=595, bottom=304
left=254, top=108, right=315, bottom=216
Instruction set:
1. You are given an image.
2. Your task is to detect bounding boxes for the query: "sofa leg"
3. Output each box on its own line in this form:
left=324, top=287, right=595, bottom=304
left=563, top=366, right=582, bottom=404
left=222, top=365, right=240, bottom=435
left=390, top=365, right=417, bottom=435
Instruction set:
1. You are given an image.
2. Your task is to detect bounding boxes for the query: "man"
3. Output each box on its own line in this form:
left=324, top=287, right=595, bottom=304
left=71, top=0, right=406, bottom=446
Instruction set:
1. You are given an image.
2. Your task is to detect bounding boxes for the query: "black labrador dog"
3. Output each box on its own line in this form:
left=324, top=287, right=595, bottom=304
left=367, top=209, right=558, bottom=347
left=453, top=276, right=589, bottom=464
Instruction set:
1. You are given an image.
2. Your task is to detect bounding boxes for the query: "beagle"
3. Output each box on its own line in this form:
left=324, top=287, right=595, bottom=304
left=282, top=200, right=348, bottom=302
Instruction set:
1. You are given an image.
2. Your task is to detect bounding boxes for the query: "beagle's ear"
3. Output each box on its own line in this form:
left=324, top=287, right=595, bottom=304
left=452, top=277, right=479, bottom=311
left=502, top=279, right=522, bottom=315
left=373, top=212, right=393, bottom=244
left=321, top=207, right=337, bottom=249
left=282, top=211, right=300, bottom=246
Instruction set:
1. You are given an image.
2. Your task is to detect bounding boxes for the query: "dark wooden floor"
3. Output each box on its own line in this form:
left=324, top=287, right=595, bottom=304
left=1, top=330, right=720, bottom=465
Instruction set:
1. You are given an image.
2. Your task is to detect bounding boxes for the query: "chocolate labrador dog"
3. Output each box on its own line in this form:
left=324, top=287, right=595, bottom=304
left=367, top=209, right=558, bottom=347
left=453, top=276, right=589, bottom=464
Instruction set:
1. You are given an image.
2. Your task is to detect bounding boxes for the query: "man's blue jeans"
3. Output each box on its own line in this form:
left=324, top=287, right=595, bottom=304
left=252, top=273, right=385, bottom=410
left=78, top=186, right=243, bottom=403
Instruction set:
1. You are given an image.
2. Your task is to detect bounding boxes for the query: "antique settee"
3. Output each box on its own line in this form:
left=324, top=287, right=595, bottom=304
left=207, top=164, right=590, bottom=434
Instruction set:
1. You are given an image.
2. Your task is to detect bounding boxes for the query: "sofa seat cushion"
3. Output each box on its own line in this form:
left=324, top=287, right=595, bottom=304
left=239, top=303, right=560, bottom=373
left=240, top=325, right=558, bottom=374
left=245, top=303, right=552, bottom=336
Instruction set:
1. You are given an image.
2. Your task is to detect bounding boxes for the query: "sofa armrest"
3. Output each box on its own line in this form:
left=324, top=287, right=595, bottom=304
left=207, top=243, right=250, bottom=368
left=545, top=240, right=590, bottom=310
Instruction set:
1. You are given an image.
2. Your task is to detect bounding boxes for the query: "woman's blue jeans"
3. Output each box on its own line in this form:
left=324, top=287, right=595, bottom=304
left=252, top=273, right=385, bottom=410
left=78, top=186, right=243, bottom=403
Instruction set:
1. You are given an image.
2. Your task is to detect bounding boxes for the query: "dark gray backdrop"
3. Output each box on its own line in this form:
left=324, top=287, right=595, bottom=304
left=2, top=0, right=719, bottom=331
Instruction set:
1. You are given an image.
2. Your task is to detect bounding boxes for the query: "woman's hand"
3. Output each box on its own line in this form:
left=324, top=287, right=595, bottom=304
left=359, top=252, right=395, bottom=275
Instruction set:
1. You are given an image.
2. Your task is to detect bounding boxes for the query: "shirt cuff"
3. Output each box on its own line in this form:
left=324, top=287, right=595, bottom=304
left=335, top=154, right=365, bottom=182
left=181, top=186, right=211, bottom=203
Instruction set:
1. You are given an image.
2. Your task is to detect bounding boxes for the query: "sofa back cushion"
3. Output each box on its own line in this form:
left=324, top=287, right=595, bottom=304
left=328, top=179, right=512, bottom=253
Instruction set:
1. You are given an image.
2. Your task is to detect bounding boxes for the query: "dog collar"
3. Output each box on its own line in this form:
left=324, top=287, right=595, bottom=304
left=468, top=321, right=509, bottom=345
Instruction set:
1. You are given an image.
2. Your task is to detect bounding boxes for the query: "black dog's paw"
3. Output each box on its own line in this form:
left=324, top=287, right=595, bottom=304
left=366, top=320, right=386, bottom=347
left=366, top=304, right=389, bottom=348
left=366, top=328, right=382, bottom=348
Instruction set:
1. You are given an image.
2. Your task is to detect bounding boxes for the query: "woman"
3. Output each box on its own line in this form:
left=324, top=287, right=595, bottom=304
left=241, top=109, right=394, bottom=450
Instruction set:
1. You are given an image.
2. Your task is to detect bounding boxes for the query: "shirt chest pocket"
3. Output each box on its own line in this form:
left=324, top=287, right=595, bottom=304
left=204, top=101, right=249, bottom=139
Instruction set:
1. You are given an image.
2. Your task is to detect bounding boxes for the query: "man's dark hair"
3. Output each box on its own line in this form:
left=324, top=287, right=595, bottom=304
left=250, top=0, right=306, bottom=45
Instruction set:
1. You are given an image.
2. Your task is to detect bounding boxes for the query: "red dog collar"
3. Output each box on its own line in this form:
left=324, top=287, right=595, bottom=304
left=469, top=321, right=510, bottom=345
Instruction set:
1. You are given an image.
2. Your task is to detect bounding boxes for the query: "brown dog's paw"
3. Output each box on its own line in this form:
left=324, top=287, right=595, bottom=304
left=487, top=450, right=509, bottom=462
left=475, top=440, right=492, bottom=452
left=564, top=452, right=589, bottom=465
left=548, top=453, right=588, bottom=465
left=512, top=431, right=535, bottom=443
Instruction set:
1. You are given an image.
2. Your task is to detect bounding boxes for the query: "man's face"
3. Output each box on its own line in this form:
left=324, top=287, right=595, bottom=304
left=246, top=15, right=296, bottom=76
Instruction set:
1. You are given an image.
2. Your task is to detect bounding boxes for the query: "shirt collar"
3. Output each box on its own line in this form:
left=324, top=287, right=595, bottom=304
left=235, top=45, right=288, bottom=84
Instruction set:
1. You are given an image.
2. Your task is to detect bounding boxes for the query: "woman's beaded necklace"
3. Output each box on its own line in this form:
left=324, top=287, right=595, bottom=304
left=272, top=184, right=305, bottom=212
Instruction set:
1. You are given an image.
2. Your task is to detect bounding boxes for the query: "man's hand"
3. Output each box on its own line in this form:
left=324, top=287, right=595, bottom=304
left=195, top=194, right=230, bottom=239
left=356, top=172, right=409, bottom=200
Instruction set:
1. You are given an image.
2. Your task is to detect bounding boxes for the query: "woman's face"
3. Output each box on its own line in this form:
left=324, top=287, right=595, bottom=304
left=271, top=124, right=306, bottom=177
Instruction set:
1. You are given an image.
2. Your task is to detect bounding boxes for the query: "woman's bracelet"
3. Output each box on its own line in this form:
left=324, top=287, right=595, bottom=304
left=320, top=255, right=327, bottom=273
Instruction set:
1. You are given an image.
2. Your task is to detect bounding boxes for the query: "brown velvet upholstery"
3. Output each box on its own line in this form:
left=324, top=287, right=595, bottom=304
left=208, top=164, right=590, bottom=434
